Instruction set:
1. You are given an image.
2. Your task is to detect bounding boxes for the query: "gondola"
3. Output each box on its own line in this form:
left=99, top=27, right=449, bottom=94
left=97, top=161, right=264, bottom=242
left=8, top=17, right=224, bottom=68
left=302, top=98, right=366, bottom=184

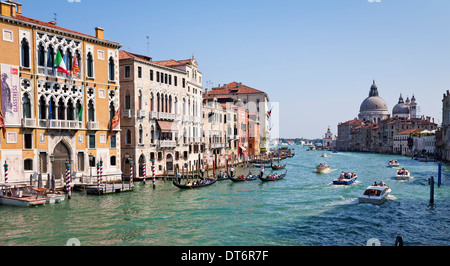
left=172, top=178, right=217, bottom=189
left=259, top=170, right=287, bottom=182
left=228, top=173, right=259, bottom=182
left=271, top=163, right=286, bottom=170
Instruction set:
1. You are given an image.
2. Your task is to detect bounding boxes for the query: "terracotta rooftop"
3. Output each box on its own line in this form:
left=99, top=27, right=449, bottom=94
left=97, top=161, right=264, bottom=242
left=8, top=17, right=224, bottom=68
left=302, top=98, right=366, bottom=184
left=395, top=128, right=422, bottom=135
left=119, top=50, right=152, bottom=62
left=7, top=14, right=121, bottom=46
left=206, top=82, right=266, bottom=95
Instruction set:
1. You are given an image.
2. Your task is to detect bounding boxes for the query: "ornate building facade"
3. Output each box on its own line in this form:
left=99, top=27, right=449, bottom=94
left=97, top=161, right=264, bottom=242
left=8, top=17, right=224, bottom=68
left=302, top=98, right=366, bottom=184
left=0, top=1, right=122, bottom=184
left=119, top=51, right=203, bottom=177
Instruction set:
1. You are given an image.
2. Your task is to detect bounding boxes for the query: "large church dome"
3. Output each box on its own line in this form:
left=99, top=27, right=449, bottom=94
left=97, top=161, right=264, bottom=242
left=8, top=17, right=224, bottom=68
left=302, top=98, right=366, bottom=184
left=358, top=81, right=390, bottom=122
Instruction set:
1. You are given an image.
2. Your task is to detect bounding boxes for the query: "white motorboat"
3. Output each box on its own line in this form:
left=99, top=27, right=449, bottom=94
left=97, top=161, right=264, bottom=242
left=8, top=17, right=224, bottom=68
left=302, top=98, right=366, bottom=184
left=358, top=183, right=391, bottom=205
left=24, top=187, right=65, bottom=204
left=321, top=153, right=327, bottom=157
left=316, top=164, right=331, bottom=174
left=388, top=160, right=400, bottom=167
left=395, top=169, right=410, bottom=180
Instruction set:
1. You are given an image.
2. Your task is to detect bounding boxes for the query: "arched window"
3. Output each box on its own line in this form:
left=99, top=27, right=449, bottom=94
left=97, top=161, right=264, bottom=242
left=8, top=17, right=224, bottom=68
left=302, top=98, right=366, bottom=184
left=126, top=129, right=132, bottom=144
left=87, top=52, right=94, bottom=78
left=139, top=125, right=143, bottom=144
left=138, top=91, right=142, bottom=110
left=39, top=96, right=46, bottom=119
left=47, top=46, right=54, bottom=68
left=88, top=100, right=95, bottom=122
left=37, top=43, right=45, bottom=67
left=20, top=38, right=30, bottom=68
left=110, top=156, right=117, bottom=166
left=57, top=98, right=65, bottom=120
left=125, top=90, right=131, bottom=109
left=108, top=57, right=115, bottom=81
left=76, top=100, right=82, bottom=121
left=67, top=99, right=74, bottom=121
left=49, top=98, right=56, bottom=120
left=66, top=50, right=73, bottom=72
left=150, top=92, right=153, bottom=112
left=109, top=102, right=115, bottom=123
left=22, top=93, right=31, bottom=118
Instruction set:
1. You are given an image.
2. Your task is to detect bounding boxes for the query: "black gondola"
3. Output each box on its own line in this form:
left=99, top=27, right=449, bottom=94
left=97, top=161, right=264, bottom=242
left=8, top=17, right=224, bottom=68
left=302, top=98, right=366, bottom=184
left=271, top=163, right=286, bottom=170
left=172, top=178, right=217, bottom=189
left=259, top=170, right=287, bottom=182
left=228, top=173, right=259, bottom=182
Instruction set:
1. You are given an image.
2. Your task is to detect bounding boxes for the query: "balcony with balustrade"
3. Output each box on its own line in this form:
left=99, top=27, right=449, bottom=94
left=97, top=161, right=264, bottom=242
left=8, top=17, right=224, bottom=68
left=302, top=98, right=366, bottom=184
left=159, top=140, right=177, bottom=148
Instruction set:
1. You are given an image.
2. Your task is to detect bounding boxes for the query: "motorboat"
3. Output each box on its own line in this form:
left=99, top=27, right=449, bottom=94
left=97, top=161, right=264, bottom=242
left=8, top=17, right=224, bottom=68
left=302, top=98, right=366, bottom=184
left=316, top=164, right=331, bottom=174
left=388, top=160, right=400, bottom=167
left=395, top=169, right=410, bottom=180
left=333, top=172, right=357, bottom=185
left=0, top=184, right=47, bottom=207
left=24, top=187, right=65, bottom=204
left=321, top=153, right=327, bottom=157
left=358, top=183, right=391, bottom=205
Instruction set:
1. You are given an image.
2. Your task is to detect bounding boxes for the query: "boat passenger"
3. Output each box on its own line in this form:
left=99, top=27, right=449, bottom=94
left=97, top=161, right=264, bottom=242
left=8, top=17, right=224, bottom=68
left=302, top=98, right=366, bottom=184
left=380, top=180, right=385, bottom=187
left=340, top=172, right=345, bottom=178
left=373, top=181, right=378, bottom=186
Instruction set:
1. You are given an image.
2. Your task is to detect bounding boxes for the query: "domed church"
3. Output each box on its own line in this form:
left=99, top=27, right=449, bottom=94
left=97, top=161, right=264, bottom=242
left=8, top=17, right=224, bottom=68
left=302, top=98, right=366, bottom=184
left=358, top=80, right=418, bottom=122
left=358, top=80, right=390, bottom=123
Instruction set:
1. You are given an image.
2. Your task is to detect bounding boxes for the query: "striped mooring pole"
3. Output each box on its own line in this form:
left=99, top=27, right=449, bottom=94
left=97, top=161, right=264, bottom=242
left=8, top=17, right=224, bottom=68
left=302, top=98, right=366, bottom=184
left=65, top=161, right=72, bottom=199
left=130, top=159, right=133, bottom=188
left=3, top=162, right=8, bottom=184
left=152, top=159, right=156, bottom=189
left=143, top=158, right=146, bottom=184
left=97, top=162, right=100, bottom=190
left=100, top=159, right=103, bottom=186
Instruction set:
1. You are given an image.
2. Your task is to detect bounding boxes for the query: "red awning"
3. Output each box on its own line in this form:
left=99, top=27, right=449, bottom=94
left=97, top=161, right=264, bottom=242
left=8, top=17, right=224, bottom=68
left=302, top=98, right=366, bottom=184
left=157, top=120, right=176, bottom=132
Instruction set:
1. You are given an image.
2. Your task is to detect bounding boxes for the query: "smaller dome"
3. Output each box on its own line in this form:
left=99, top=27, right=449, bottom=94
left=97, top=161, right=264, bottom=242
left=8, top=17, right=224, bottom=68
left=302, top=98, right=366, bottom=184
left=393, top=94, right=409, bottom=115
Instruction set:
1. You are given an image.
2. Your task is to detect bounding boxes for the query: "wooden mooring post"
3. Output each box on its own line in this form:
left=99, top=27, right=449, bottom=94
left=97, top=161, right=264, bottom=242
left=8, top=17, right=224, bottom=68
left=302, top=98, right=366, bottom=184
left=428, top=176, right=435, bottom=204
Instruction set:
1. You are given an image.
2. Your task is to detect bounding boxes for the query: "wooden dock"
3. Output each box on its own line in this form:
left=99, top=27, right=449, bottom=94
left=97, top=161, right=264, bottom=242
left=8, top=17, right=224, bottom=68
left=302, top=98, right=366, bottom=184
left=86, top=183, right=134, bottom=195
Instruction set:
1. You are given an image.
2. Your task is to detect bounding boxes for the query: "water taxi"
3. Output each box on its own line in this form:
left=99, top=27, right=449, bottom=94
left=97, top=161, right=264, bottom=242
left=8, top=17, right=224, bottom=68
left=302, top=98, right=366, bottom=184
left=388, top=160, right=400, bottom=167
left=25, top=187, right=65, bottom=204
left=395, top=169, right=410, bottom=180
left=333, top=172, right=357, bottom=185
left=316, top=164, right=331, bottom=174
left=358, top=182, right=391, bottom=205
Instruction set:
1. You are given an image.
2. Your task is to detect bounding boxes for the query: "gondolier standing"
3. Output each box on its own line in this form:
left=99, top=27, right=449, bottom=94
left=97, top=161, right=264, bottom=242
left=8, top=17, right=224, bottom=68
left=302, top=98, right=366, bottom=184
left=200, top=168, right=205, bottom=178
left=260, top=166, right=265, bottom=178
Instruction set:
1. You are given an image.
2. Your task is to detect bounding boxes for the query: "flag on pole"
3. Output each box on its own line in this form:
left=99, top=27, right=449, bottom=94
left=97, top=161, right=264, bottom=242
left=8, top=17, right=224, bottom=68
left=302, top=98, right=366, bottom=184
left=77, top=106, right=83, bottom=121
left=54, top=50, right=69, bottom=75
left=267, top=107, right=273, bottom=119
left=110, top=107, right=120, bottom=137
left=71, top=55, right=80, bottom=77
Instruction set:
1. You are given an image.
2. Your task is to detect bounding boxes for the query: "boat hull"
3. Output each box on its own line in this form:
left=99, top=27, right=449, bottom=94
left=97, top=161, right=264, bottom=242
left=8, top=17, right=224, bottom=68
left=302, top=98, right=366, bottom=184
left=333, top=177, right=357, bottom=185
left=316, top=167, right=330, bottom=174
left=358, top=195, right=388, bottom=205
left=395, top=174, right=410, bottom=180
left=0, top=196, right=46, bottom=207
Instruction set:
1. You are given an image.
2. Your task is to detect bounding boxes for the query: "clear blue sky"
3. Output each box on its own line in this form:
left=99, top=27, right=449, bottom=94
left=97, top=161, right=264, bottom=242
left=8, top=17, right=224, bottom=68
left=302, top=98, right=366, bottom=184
left=19, top=0, right=450, bottom=139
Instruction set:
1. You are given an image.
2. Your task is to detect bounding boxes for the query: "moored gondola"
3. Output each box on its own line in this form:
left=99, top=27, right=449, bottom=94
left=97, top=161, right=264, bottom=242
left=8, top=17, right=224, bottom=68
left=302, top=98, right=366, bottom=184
left=172, top=178, right=217, bottom=189
left=271, top=163, right=286, bottom=170
left=228, top=173, right=259, bottom=182
left=259, top=170, right=287, bottom=182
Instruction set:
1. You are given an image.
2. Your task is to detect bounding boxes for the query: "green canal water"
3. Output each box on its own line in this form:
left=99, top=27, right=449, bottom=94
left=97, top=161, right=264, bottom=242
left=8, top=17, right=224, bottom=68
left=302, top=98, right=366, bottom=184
left=0, top=146, right=449, bottom=246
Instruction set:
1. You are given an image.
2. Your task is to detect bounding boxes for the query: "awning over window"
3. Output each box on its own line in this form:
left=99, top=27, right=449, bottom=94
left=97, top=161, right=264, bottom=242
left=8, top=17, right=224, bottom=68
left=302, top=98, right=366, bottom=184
left=157, top=120, right=176, bottom=132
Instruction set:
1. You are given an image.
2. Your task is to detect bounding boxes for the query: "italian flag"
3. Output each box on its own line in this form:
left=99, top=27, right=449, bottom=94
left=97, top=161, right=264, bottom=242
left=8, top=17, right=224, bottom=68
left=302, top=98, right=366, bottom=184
left=55, top=50, right=69, bottom=75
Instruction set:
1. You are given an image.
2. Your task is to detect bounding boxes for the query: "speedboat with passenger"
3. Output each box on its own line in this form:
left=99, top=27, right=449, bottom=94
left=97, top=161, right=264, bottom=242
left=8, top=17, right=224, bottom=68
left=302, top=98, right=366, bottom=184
left=316, top=164, right=331, bottom=174
left=388, top=160, right=400, bottom=167
left=358, top=182, right=391, bottom=205
left=333, top=172, right=357, bottom=185
left=395, top=168, right=410, bottom=180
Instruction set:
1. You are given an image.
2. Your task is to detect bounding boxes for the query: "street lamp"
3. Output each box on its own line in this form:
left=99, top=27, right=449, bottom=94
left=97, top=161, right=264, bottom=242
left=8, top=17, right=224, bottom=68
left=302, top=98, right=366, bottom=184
left=89, top=153, right=93, bottom=184
left=49, top=154, right=54, bottom=192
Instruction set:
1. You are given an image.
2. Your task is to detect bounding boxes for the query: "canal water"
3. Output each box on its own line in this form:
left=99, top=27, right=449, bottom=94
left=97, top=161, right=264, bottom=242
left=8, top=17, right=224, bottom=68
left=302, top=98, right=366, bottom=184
left=0, top=146, right=449, bottom=246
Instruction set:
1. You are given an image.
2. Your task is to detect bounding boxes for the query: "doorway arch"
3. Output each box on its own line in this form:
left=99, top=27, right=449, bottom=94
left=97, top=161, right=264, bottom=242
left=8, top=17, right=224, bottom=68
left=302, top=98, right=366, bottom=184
left=166, top=153, right=174, bottom=175
left=53, top=141, right=71, bottom=181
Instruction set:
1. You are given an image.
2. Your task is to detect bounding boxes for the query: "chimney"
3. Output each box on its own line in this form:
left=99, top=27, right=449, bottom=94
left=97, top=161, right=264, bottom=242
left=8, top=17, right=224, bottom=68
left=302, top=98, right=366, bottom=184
left=0, top=1, right=16, bottom=17
left=95, top=27, right=104, bottom=40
